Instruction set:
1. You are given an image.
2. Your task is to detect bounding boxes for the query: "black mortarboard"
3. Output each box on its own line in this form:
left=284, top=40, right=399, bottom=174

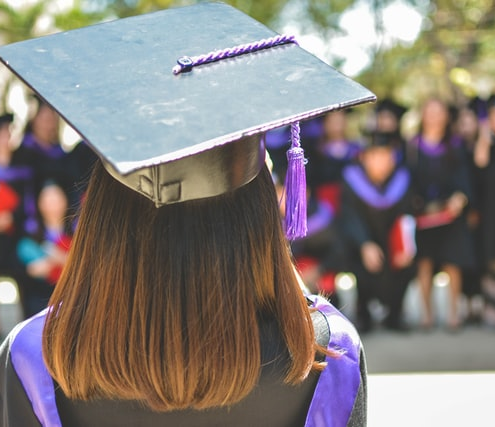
left=0, top=2, right=374, bottom=216
left=363, top=130, right=402, bottom=149
left=375, top=98, right=407, bottom=120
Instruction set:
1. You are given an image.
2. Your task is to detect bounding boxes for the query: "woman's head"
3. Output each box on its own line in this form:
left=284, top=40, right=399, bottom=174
left=420, top=97, right=451, bottom=139
left=360, top=146, right=396, bottom=185
left=456, top=107, right=479, bottom=145
left=29, top=100, right=60, bottom=145
left=322, top=110, right=347, bottom=142
left=43, top=160, right=315, bottom=411
left=38, top=182, right=68, bottom=225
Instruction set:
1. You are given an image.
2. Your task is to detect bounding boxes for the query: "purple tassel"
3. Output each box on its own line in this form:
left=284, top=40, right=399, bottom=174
left=284, top=121, right=307, bottom=240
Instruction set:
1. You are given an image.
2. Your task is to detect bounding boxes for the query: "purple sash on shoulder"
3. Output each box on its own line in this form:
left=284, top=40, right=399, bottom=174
left=305, top=296, right=362, bottom=427
left=10, top=299, right=361, bottom=427
left=0, top=165, right=32, bottom=182
left=410, top=134, right=462, bottom=157
left=306, top=201, right=334, bottom=236
left=22, top=134, right=66, bottom=159
left=10, top=309, right=62, bottom=427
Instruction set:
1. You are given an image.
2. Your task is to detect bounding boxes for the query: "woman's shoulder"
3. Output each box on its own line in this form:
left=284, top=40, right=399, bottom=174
left=306, top=295, right=367, bottom=427
left=0, top=310, right=57, bottom=427
left=1, top=310, right=48, bottom=370
left=308, top=295, right=361, bottom=347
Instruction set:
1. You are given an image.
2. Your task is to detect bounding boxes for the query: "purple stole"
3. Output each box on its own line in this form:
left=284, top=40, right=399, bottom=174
left=0, top=165, right=32, bottom=182
left=10, top=298, right=361, bottom=427
left=304, top=296, right=362, bottom=427
left=21, top=134, right=66, bottom=159
left=343, top=164, right=410, bottom=209
left=410, top=134, right=462, bottom=157
left=306, top=201, right=334, bottom=236
left=10, top=309, right=62, bottom=427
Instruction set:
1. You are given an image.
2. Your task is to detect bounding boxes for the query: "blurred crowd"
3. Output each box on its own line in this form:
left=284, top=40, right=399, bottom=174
left=2, top=91, right=495, bottom=335
left=0, top=95, right=96, bottom=319
left=268, top=95, right=495, bottom=333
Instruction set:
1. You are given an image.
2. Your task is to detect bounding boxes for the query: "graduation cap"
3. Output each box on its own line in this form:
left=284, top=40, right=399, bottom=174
left=375, top=98, right=407, bottom=120
left=0, top=2, right=375, bottom=238
left=362, top=130, right=402, bottom=150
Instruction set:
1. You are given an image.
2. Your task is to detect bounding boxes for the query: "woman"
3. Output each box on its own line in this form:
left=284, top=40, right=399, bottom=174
left=1, top=159, right=366, bottom=427
left=408, top=97, right=474, bottom=330
left=16, top=97, right=84, bottom=208
left=0, top=3, right=373, bottom=425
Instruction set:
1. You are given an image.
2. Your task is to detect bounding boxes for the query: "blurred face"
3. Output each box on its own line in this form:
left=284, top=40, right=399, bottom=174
left=32, top=104, right=60, bottom=145
left=457, top=108, right=478, bottom=143
left=376, top=110, right=399, bottom=133
left=323, top=110, right=347, bottom=141
left=361, top=146, right=396, bottom=184
left=421, top=99, right=449, bottom=138
left=38, top=184, right=68, bottom=224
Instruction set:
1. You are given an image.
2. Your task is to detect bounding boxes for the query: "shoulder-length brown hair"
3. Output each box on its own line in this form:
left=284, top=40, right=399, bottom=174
left=42, top=161, right=318, bottom=411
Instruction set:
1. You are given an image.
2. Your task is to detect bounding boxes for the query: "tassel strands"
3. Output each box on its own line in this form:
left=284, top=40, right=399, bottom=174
left=284, top=121, right=307, bottom=240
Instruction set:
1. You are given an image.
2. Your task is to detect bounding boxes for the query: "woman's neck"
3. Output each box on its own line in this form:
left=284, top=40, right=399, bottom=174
left=44, top=218, right=64, bottom=232
left=33, top=131, right=55, bottom=149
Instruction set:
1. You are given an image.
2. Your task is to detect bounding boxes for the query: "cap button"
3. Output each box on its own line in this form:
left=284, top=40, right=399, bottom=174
left=173, top=56, right=193, bottom=74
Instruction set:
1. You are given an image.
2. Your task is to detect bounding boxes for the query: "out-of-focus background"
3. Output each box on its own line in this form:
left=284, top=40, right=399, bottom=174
left=1, top=1, right=495, bottom=426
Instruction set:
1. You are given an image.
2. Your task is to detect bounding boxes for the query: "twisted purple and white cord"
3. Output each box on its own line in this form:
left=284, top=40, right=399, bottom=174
left=172, top=34, right=297, bottom=74
left=172, top=33, right=307, bottom=240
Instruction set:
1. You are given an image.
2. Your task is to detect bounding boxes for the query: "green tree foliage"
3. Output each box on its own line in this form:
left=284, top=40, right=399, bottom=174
left=0, top=2, right=46, bottom=43
left=3, top=0, right=495, bottom=109
left=54, top=1, right=107, bottom=31
left=360, top=0, right=495, bottom=106
left=78, top=0, right=290, bottom=23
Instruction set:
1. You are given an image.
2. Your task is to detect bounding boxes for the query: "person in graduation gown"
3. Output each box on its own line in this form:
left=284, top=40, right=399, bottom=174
left=0, top=4, right=375, bottom=426
left=341, top=131, right=416, bottom=332
left=472, top=96, right=495, bottom=276
left=0, top=112, right=36, bottom=305
left=293, top=110, right=362, bottom=298
left=471, top=95, right=495, bottom=325
left=291, top=190, right=345, bottom=300
left=307, top=109, right=362, bottom=213
left=271, top=142, right=345, bottom=303
left=15, top=96, right=84, bottom=211
left=0, top=162, right=367, bottom=427
left=16, top=181, right=73, bottom=317
left=0, top=113, right=23, bottom=277
left=407, top=97, right=474, bottom=331
left=455, top=101, right=486, bottom=322
left=373, top=98, right=408, bottom=165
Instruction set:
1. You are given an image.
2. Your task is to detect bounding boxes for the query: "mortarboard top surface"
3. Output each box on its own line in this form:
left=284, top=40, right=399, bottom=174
left=0, top=2, right=375, bottom=175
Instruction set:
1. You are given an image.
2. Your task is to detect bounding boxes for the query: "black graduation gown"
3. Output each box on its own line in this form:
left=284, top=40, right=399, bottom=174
left=341, top=164, right=415, bottom=326
left=0, top=297, right=367, bottom=427
left=479, top=136, right=495, bottom=272
left=0, top=152, right=36, bottom=286
left=291, top=196, right=349, bottom=277
left=407, top=135, right=475, bottom=268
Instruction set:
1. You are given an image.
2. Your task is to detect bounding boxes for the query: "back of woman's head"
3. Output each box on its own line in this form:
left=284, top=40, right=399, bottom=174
left=43, top=160, right=315, bottom=411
